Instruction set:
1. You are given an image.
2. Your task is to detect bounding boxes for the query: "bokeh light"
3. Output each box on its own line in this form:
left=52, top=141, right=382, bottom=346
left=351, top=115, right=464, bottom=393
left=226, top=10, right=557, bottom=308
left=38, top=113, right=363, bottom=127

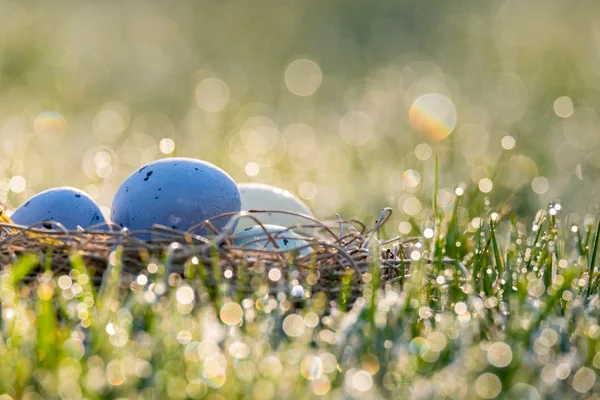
left=476, top=373, right=502, bottom=399
left=244, top=162, right=260, bottom=177
left=195, top=78, right=230, bottom=112
left=501, top=135, right=516, bottom=150
left=93, top=106, right=127, bottom=142
left=531, top=176, right=550, bottom=194
left=219, top=302, right=243, bottom=326
left=9, top=176, right=26, bottom=193
left=403, top=169, right=421, bottom=188
left=311, top=376, right=331, bottom=396
left=282, top=314, right=305, bottom=338
left=285, top=59, right=322, bottom=97
left=300, top=356, right=323, bottom=380
left=351, top=370, right=373, bottom=392
left=176, top=286, right=194, bottom=305
left=573, top=367, right=596, bottom=393
left=34, top=111, right=67, bottom=134
left=478, top=178, right=493, bottom=193
left=409, top=94, right=457, bottom=140
left=486, top=342, right=512, bottom=367
left=554, top=96, right=574, bottom=118
left=339, top=111, right=374, bottom=146
left=415, top=143, right=433, bottom=160
left=159, top=138, right=176, bottom=154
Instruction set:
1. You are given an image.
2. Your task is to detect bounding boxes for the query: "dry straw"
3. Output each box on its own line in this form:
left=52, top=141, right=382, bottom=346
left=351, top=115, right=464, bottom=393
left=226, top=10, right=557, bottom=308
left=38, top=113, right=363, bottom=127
left=0, top=208, right=411, bottom=305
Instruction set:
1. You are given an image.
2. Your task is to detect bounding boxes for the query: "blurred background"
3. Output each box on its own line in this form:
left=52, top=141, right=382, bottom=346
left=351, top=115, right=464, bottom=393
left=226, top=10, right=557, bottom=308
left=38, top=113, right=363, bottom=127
left=1, top=0, right=599, bottom=236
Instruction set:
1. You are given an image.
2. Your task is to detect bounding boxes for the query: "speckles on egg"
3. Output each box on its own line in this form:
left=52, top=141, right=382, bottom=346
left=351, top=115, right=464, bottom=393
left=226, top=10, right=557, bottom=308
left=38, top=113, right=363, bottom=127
left=89, top=213, right=101, bottom=225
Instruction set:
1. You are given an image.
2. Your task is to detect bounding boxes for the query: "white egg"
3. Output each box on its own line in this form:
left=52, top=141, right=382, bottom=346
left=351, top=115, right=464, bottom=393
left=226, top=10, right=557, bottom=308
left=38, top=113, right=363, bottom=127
left=236, top=183, right=313, bottom=231
left=233, top=224, right=313, bottom=256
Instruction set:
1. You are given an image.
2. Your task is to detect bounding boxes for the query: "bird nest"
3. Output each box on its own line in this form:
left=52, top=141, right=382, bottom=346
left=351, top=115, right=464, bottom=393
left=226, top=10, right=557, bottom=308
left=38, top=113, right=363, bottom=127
left=0, top=209, right=410, bottom=306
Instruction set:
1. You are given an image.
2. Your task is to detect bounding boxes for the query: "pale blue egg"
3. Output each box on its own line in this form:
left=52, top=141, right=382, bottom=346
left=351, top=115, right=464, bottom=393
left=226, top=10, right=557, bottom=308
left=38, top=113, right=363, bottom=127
left=12, top=187, right=105, bottom=230
left=111, top=158, right=241, bottom=234
left=233, top=224, right=313, bottom=255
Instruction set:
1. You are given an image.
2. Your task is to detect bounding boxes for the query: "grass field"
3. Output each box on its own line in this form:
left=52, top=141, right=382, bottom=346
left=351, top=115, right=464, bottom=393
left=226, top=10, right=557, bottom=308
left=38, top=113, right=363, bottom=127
left=1, top=188, right=599, bottom=399
left=2, top=1, right=600, bottom=399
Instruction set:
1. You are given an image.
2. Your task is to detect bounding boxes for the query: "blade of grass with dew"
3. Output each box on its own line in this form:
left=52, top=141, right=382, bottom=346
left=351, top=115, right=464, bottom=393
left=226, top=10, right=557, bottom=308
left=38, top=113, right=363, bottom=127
left=447, top=194, right=468, bottom=305
left=10, top=253, right=38, bottom=284
left=537, top=247, right=551, bottom=288
left=550, top=207, right=563, bottom=261
left=339, top=268, right=353, bottom=313
left=35, top=279, right=58, bottom=369
left=525, top=211, right=546, bottom=272
left=182, top=234, right=201, bottom=280
left=489, top=217, right=504, bottom=288
left=583, top=219, right=594, bottom=257
left=209, top=244, right=224, bottom=308
left=504, top=213, right=520, bottom=305
left=413, top=256, right=429, bottom=338
left=432, top=154, right=444, bottom=279
left=471, top=235, right=490, bottom=294
left=92, top=246, right=123, bottom=352
left=586, top=211, right=600, bottom=299
left=444, top=190, right=462, bottom=261
left=184, top=256, right=195, bottom=280
left=483, top=251, right=493, bottom=295
left=367, top=249, right=380, bottom=329
left=575, top=223, right=586, bottom=257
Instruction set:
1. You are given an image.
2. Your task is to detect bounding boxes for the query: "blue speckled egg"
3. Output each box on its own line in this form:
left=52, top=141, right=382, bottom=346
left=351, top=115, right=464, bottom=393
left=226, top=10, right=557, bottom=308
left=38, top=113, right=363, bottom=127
left=233, top=224, right=313, bottom=255
left=12, top=187, right=105, bottom=230
left=111, top=158, right=241, bottom=233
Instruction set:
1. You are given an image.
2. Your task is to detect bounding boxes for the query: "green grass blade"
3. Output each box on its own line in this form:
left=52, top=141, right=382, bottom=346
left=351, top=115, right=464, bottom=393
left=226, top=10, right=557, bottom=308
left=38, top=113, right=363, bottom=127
left=586, top=211, right=600, bottom=298
left=444, top=190, right=461, bottom=260
left=35, top=282, right=58, bottom=368
left=490, top=218, right=503, bottom=279
left=339, top=269, right=353, bottom=313
left=10, top=253, right=38, bottom=284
